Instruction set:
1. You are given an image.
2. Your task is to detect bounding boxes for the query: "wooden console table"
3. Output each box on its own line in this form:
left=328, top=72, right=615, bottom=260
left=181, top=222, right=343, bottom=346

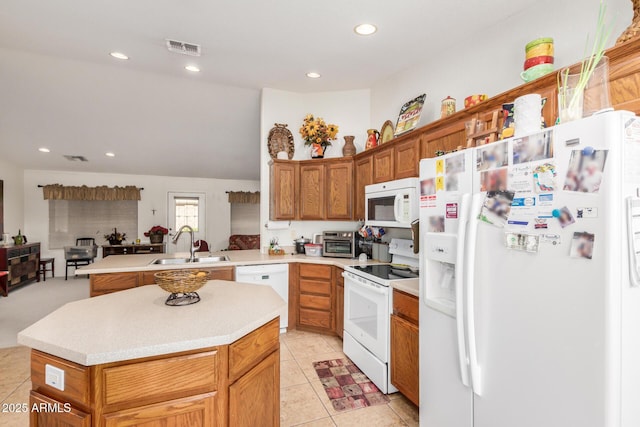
left=102, top=243, right=165, bottom=257
left=0, top=243, right=40, bottom=296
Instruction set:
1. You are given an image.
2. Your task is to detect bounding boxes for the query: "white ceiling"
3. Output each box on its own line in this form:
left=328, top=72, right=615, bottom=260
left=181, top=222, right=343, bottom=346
left=0, top=0, right=542, bottom=180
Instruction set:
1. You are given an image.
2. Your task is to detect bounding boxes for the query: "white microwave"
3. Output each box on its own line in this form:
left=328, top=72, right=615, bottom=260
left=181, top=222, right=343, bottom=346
left=365, top=177, right=419, bottom=229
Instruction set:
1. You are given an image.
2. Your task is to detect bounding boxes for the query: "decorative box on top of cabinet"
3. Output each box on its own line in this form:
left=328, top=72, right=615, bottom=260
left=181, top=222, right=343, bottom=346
left=0, top=243, right=40, bottom=296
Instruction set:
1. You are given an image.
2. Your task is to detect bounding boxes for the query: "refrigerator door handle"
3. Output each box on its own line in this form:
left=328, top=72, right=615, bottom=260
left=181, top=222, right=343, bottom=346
left=626, top=197, right=640, bottom=287
left=455, top=193, right=471, bottom=388
left=465, top=192, right=484, bottom=396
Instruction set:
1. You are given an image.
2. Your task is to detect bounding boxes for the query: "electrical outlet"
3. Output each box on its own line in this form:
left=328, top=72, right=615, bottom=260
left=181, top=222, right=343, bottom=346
left=45, top=364, right=65, bottom=391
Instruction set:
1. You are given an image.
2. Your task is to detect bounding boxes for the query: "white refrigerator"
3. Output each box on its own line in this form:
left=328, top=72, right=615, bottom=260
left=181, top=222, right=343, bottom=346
left=418, top=110, right=640, bottom=427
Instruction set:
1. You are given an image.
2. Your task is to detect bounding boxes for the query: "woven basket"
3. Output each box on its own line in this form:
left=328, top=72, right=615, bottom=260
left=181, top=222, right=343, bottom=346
left=617, top=0, right=640, bottom=44
left=154, top=269, right=210, bottom=294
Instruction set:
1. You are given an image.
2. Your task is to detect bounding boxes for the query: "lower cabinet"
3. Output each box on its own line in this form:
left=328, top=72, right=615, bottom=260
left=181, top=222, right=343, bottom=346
left=30, top=391, right=91, bottom=427
left=335, top=267, right=344, bottom=338
left=90, top=266, right=235, bottom=297
left=229, top=351, right=279, bottom=427
left=297, top=264, right=334, bottom=333
left=29, top=318, right=280, bottom=427
left=390, top=289, right=419, bottom=406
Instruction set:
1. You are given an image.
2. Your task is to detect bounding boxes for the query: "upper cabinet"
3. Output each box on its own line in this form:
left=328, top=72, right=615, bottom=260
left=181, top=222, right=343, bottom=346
left=325, top=159, right=353, bottom=220
left=394, top=136, right=420, bottom=179
left=270, top=158, right=353, bottom=221
left=270, top=160, right=298, bottom=221
left=299, top=162, right=326, bottom=220
left=354, top=155, right=373, bottom=221
left=372, top=145, right=395, bottom=184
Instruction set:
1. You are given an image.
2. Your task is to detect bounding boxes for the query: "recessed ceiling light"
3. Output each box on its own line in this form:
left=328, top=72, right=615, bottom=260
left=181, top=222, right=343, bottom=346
left=38, top=147, right=50, bottom=153
left=306, top=72, right=321, bottom=79
left=110, top=52, right=129, bottom=60
left=105, top=152, right=115, bottom=157
left=185, top=65, right=200, bottom=72
left=354, top=24, right=377, bottom=36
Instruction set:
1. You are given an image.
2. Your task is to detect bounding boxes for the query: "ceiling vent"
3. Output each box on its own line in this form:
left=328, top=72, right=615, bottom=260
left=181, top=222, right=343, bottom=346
left=63, top=155, right=88, bottom=162
left=165, top=39, right=201, bottom=57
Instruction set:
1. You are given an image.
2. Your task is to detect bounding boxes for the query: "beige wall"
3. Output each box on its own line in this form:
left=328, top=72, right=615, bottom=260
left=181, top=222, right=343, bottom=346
left=0, top=157, right=24, bottom=241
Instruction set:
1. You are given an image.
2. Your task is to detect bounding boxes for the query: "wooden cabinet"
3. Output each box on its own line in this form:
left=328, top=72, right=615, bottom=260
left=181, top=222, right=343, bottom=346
left=394, top=137, right=420, bottom=179
left=91, top=266, right=235, bottom=297
left=420, top=120, right=467, bottom=159
left=325, top=159, right=353, bottom=220
left=102, top=244, right=165, bottom=257
left=299, top=162, right=325, bottom=220
left=334, top=267, right=344, bottom=338
left=0, top=243, right=40, bottom=296
left=229, top=350, right=279, bottom=427
left=297, top=264, right=334, bottom=333
left=30, top=391, right=91, bottom=427
left=390, top=289, right=419, bottom=406
left=29, top=318, right=280, bottom=427
left=270, top=160, right=298, bottom=220
left=354, top=155, right=373, bottom=220
left=372, top=145, right=395, bottom=183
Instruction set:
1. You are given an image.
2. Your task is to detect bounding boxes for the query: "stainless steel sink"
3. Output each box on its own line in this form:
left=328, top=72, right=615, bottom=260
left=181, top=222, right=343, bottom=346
left=192, top=256, right=229, bottom=263
left=150, top=255, right=229, bottom=265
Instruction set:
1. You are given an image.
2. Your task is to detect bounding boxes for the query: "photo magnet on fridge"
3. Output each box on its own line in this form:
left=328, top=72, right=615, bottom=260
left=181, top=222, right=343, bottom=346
left=569, top=231, right=595, bottom=259
left=512, top=130, right=554, bottom=164
left=479, top=190, right=515, bottom=227
left=563, top=149, right=608, bottom=193
left=557, top=206, right=575, bottom=228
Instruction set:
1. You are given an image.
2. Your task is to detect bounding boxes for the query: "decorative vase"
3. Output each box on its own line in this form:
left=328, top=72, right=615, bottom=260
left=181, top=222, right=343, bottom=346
left=342, top=136, right=356, bottom=156
left=310, top=143, right=325, bottom=159
left=149, top=234, right=164, bottom=244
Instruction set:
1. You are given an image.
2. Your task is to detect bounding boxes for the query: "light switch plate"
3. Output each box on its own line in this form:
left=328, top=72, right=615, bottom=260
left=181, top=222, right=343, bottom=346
left=45, top=364, right=65, bottom=391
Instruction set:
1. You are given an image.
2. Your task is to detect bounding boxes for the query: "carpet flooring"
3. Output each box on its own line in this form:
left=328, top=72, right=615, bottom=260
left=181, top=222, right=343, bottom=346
left=0, top=276, right=90, bottom=348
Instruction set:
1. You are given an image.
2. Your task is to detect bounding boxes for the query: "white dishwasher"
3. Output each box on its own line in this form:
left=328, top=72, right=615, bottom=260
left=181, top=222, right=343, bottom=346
left=235, top=264, right=289, bottom=332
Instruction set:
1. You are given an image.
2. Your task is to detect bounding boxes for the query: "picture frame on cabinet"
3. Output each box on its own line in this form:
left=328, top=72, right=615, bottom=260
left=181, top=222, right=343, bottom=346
left=394, top=94, right=426, bottom=136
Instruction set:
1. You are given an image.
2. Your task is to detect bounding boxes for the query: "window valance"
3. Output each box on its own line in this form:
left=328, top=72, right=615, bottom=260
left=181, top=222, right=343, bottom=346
left=227, top=191, right=260, bottom=204
left=41, top=184, right=142, bottom=201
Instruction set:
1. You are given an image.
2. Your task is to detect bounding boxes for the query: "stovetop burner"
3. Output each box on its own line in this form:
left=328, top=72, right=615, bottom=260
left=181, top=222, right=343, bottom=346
left=350, top=264, right=419, bottom=281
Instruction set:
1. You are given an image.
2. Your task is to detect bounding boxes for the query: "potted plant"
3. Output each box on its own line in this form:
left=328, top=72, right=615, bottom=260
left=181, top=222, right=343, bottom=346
left=104, top=228, right=126, bottom=245
left=299, top=114, right=339, bottom=158
left=144, top=225, right=169, bottom=244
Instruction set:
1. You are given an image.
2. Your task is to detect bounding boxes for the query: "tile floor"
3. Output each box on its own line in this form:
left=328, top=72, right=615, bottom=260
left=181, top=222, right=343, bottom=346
left=0, top=330, right=419, bottom=426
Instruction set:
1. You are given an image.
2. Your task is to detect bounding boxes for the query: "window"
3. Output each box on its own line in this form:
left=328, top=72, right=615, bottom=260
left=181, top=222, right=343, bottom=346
left=174, top=197, right=199, bottom=231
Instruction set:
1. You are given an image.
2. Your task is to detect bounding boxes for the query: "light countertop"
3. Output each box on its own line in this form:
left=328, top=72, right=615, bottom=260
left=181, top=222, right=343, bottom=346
left=77, top=249, right=420, bottom=297
left=77, top=249, right=382, bottom=275
left=17, top=280, right=285, bottom=366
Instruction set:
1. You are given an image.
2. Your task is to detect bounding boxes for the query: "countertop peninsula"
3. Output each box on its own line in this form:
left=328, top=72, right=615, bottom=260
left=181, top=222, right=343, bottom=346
left=17, top=280, right=285, bottom=365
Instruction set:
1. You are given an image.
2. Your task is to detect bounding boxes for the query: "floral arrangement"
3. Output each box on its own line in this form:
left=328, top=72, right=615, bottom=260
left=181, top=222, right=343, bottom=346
left=144, top=225, right=169, bottom=237
left=104, top=228, right=126, bottom=242
left=299, top=114, right=339, bottom=148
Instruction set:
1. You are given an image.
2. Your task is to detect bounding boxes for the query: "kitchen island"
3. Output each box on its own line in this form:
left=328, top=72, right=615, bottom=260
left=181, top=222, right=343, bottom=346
left=18, top=280, right=285, bottom=427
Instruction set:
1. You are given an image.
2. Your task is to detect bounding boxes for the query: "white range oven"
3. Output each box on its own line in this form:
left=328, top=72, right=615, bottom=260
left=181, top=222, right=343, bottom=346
left=342, top=238, right=419, bottom=394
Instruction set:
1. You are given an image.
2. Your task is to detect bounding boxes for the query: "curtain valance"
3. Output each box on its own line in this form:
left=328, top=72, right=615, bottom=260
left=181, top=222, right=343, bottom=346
left=42, top=184, right=142, bottom=201
left=227, top=191, right=260, bottom=204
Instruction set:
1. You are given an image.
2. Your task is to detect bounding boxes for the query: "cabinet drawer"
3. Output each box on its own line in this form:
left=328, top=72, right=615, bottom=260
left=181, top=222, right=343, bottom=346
left=300, top=294, right=331, bottom=310
left=31, top=350, right=91, bottom=409
left=100, top=349, right=219, bottom=411
left=205, top=266, right=235, bottom=281
left=30, top=391, right=91, bottom=427
left=393, top=289, right=419, bottom=325
left=299, top=308, right=332, bottom=329
left=300, top=279, right=330, bottom=295
left=299, top=264, right=332, bottom=279
left=229, top=318, right=279, bottom=382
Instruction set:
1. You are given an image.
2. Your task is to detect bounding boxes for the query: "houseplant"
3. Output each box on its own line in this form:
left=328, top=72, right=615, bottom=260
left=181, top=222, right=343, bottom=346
left=144, top=225, right=169, bottom=243
left=104, top=228, right=126, bottom=245
left=299, top=114, right=339, bottom=158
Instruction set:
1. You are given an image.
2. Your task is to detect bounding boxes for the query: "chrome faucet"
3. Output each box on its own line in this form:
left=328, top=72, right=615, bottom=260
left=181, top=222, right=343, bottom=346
left=172, top=225, right=200, bottom=262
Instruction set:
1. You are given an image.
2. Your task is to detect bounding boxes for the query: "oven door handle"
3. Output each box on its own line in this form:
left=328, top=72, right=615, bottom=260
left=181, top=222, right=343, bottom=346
left=343, top=272, right=387, bottom=295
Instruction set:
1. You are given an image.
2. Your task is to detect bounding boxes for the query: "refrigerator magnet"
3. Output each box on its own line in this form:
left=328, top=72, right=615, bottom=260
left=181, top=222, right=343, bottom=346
left=503, top=232, right=540, bottom=253
left=576, top=207, right=598, bottom=218
left=512, top=131, right=554, bottom=165
left=533, top=163, right=557, bottom=193
left=569, top=232, right=595, bottom=259
left=539, top=234, right=561, bottom=245
left=479, top=190, right=515, bottom=227
left=554, top=206, right=575, bottom=228
left=563, top=149, right=608, bottom=193
left=436, top=159, right=444, bottom=175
